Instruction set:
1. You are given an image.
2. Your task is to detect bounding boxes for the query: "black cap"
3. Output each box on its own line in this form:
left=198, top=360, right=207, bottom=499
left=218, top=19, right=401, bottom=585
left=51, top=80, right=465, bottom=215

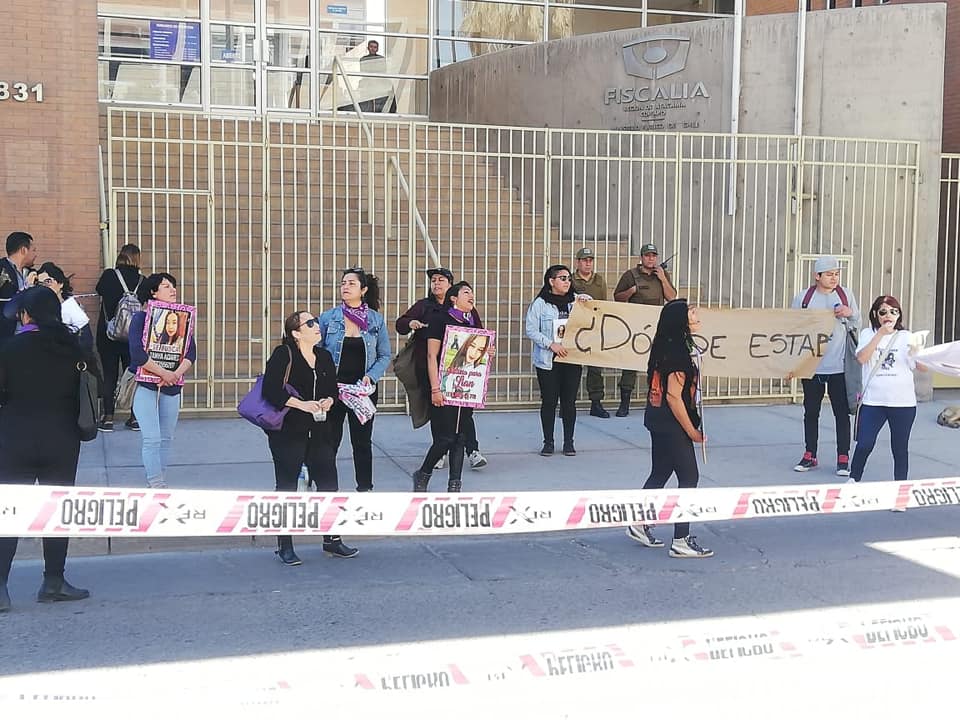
left=426, top=267, right=454, bottom=283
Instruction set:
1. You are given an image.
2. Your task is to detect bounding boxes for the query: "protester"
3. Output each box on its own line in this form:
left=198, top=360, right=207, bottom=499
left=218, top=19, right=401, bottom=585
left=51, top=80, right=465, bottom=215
left=262, top=310, right=357, bottom=562
left=626, top=299, right=713, bottom=558
left=318, top=268, right=391, bottom=492
left=571, top=247, right=611, bottom=418
left=0, top=287, right=100, bottom=611
left=128, top=273, right=196, bottom=489
left=848, top=295, right=927, bottom=487
left=36, top=262, right=93, bottom=352
left=790, top=256, right=860, bottom=475
left=411, top=281, right=490, bottom=492
left=95, top=244, right=144, bottom=432
left=525, top=264, right=590, bottom=457
left=0, top=231, right=38, bottom=342
left=612, top=243, right=676, bottom=416
left=396, top=267, right=487, bottom=469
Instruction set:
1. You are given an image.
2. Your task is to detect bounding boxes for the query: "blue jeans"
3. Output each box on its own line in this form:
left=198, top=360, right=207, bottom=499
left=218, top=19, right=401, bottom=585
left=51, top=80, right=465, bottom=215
left=850, top=404, right=916, bottom=482
left=133, top=385, right=181, bottom=482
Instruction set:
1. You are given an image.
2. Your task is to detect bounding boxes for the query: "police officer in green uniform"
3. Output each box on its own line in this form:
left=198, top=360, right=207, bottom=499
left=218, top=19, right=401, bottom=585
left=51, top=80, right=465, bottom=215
left=612, top=243, right=677, bottom=416
left=571, top=248, right=611, bottom=418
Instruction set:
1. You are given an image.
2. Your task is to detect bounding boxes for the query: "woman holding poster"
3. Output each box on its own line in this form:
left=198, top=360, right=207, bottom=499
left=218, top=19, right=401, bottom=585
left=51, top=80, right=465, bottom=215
left=626, top=299, right=713, bottom=559
left=128, top=273, right=197, bottom=489
left=411, top=281, right=493, bottom=493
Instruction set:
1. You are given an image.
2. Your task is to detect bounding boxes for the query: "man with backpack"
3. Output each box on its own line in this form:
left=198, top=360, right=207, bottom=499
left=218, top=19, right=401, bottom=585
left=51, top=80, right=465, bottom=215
left=612, top=243, right=677, bottom=417
left=95, top=244, right=145, bottom=432
left=790, top=256, right=860, bottom=476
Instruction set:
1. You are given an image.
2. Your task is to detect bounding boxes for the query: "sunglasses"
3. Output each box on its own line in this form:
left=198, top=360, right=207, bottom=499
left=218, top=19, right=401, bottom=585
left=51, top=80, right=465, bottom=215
left=553, top=275, right=572, bottom=281
left=298, top=318, right=318, bottom=329
left=342, top=267, right=365, bottom=276
left=877, top=308, right=900, bottom=317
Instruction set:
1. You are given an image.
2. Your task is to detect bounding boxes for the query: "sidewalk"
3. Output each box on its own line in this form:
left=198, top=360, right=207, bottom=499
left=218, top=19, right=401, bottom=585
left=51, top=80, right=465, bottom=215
left=23, top=388, right=960, bottom=557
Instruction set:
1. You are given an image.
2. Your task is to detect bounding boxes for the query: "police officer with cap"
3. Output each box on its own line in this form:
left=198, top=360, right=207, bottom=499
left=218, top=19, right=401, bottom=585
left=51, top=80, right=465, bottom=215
left=571, top=247, right=611, bottom=418
left=612, top=243, right=677, bottom=416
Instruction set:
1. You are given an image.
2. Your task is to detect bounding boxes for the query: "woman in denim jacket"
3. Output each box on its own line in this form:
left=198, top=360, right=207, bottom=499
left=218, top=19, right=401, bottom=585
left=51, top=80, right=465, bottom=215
left=318, top=268, right=392, bottom=492
left=525, top=264, right=592, bottom=457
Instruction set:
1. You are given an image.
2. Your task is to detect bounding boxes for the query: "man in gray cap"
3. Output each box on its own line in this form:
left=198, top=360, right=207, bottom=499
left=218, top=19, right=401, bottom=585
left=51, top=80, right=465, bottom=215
left=790, top=256, right=860, bottom=476
left=571, top=247, right=610, bottom=417
left=612, top=243, right=676, bottom=416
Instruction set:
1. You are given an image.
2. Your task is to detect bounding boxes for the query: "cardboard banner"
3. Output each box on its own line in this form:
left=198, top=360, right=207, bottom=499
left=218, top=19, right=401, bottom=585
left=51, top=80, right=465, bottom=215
left=440, top=327, right=496, bottom=408
left=558, top=301, right=835, bottom=379
left=136, top=300, right=196, bottom=384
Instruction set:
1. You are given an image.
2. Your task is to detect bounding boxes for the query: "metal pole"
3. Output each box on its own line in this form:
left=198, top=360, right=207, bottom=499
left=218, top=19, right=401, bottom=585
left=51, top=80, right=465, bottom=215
left=726, top=0, right=744, bottom=216
left=794, top=0, right=806, bottom=137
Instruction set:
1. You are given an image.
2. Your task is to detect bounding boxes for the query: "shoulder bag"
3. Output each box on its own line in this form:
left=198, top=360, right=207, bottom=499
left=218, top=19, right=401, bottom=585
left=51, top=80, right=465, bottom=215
left=237, top=346, right=300, bottom=431
left=77, top=361, right=100, bottom=442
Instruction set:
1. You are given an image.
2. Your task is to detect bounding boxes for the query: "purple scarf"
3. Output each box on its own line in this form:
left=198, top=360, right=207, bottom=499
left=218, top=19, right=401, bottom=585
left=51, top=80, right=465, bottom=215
left=342, top=303, right=369, bottom=331
left=16, top=323, right=38, bottom=334
left=448, top=307, right=476, bottom=326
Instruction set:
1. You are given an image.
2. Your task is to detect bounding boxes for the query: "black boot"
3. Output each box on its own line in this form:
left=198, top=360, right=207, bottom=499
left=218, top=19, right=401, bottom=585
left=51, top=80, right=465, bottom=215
left=563, top=440, right=576, bottom=456
left=36, top=576, right=90, bottom=603
left=447, top=449, right=465, bottom=493
left=540, top=440, right=555, bottom=456
left=412, top=469, right=431, bottom=492
left=615, top=389, right=631, bottom=417
left=275, top=539, right=302, bottom=566
left=589, top=399, right=610, bottom=419
left=0, top=582, right=10, bottom=613
left=323, top=536, right=359, bottom=558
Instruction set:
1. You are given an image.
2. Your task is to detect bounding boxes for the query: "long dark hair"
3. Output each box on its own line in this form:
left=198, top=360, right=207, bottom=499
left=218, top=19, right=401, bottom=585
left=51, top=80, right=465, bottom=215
left=16, top=286, right=81, bottom=359
left=536, top=264, right=574, bottom=304
left=341, top=267, right=381, bottom=312
left=647, top=298, right=696, bottom=383
left=38, top=261, right=75, bottom=298
left=116, top=244, right=141, bottom=269
left=868, top=294, right=906, bottom=331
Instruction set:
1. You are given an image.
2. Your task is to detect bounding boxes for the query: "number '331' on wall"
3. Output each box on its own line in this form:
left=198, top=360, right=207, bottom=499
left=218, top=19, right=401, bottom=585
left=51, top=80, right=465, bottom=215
left=0, top=82, right=44, bottom=102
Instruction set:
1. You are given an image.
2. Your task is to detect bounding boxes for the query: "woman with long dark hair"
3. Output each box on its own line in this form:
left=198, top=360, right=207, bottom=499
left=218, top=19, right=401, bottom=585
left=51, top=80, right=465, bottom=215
left=626, top=299, right=713, bottom=558
left=36, top=261, right=94, bottom=352
left=525, top=264, right=590, bottom=457
left=848, top=295, right=927, bottom=487
left=411, top=281, right=489, bottom=492
left=318, top=268, right=391, bottom=492
left=262, top=310, right=357, bottom=562
left=95, top=244, right=144, bottom=432
left=0, top=287, right=99, bottom=611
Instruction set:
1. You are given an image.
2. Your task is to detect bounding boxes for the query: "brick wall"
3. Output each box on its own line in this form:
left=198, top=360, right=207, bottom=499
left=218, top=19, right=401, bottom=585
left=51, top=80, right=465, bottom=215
left=0, top=0, right=101, bottom=301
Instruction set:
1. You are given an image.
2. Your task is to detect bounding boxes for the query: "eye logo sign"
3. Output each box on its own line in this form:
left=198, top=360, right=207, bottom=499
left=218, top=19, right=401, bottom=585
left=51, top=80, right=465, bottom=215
left=622, top=35, right=691, bottom=81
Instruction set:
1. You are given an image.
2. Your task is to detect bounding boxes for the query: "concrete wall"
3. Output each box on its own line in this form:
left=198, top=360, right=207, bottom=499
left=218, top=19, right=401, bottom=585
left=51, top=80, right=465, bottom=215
left=0, top=0, right=101, bottom=296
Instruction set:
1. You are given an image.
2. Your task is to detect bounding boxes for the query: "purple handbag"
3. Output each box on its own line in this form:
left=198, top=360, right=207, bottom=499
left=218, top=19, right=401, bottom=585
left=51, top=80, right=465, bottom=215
left=237, top=346, right=301, bottom=431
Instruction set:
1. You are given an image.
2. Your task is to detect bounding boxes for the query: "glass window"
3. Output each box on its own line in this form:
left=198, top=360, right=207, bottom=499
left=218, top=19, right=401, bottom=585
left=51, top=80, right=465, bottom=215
left=646, top=11, right=714, bottom=25
left=317, top=32, right=429, bottom=75
left=210, top=0, right=256, bottom=22
left=319, top=75, right=426, bottom=114
left=266, top=28, right=311, bottom=67
left=318, top=0, right=429, bottom=35
left=436, top=0, right=543, bottom=41
left=100, top=17, right=202, bottom=62
left=648, top=0, right=732, bottom=11
left=551, top=7, right=644, bottom=39
left=266, top=69, right=311, bottom=109
left=210, top=23, right=257, bottom=63
left=210, top=66, right=257, bottom=105
left=99, top=60, right=201, bottom=103
left=97, top=0, right=200, bottom=18
left=267, top=0, right=310, bottom=24
left=434, top=37, right=525, bottom=66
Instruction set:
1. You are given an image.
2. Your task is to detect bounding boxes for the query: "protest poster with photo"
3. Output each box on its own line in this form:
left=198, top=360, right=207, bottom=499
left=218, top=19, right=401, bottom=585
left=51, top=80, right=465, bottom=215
left=439, top=326, right=496, bottom=408
left=553, top=318, right=569, bottom=343
left=135, top=300, right=196, bottom=385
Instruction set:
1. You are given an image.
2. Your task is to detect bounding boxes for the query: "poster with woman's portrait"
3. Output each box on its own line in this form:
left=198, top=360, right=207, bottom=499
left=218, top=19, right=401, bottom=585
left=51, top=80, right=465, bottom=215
left=439, top=326, right=496, bottom=409
left=135, top=300, right=196, bottom=385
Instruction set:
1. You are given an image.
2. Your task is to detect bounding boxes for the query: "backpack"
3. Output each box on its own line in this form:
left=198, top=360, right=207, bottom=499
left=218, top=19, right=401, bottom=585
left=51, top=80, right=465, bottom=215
left=800, top=284, right=849, bottom=309
left=106, top=269, right=142, bottom=341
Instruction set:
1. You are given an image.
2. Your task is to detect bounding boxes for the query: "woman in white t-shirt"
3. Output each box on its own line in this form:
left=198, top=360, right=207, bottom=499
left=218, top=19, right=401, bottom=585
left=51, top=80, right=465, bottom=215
left=36, top=262, right=93, bottom=352
left=848, top=295, right=927, bottom=484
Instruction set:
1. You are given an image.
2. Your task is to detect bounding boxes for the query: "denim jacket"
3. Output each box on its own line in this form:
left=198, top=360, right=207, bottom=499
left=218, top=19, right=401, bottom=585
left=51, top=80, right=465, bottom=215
left=317, top=306, right=392, bottom=383
left=525, top=296, right=569, bottom=371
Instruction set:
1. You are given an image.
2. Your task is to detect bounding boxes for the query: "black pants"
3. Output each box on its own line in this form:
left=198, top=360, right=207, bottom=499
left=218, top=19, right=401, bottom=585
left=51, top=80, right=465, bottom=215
left=850, top=405, right=916, bottom=482
left=642, top=430, right=699, bottom=540
left=327, top=393, right=376, bottom=491
left=801, top=373, right=850, bottom=456
left=536, top=364, right=582, bottom=444
left=419, top=405, right=474, bottom=482
left=267, top=429, right=340, bottom=549
left=0, top=432, right=81, bottom=583
left=420, top=380, right=479, bottom=454
left=97, top=331, right=131, bottom=416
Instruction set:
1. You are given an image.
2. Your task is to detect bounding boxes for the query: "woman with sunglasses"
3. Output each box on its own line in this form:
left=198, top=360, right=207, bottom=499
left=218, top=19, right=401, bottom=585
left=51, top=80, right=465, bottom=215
left=318, top=268, right=391, bottom=492
left=262, top=310, right=356, bottom=562
left=848, top=295, right=927, bottom=486
left=36, top=262, right=94, bottom=352
left=525, top=264, right=591, bottom=456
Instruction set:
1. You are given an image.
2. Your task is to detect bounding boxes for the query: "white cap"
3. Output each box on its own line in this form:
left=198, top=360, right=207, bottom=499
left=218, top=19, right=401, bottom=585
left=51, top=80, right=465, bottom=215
left=814, top=256, right=840, bottom=274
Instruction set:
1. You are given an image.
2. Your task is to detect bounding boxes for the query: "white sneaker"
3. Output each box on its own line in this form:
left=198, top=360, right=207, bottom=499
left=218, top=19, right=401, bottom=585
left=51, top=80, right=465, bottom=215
left=845, top=477, right=859, bottom=484
left=468, top=450, right=487, bottom=469
left=669, top=536, right=714, bottom=558
left=434, top=455, right=446, bottom=470
left=147, top=476, right=168, bottom=489
left=626, top=524, right=664, bottom=548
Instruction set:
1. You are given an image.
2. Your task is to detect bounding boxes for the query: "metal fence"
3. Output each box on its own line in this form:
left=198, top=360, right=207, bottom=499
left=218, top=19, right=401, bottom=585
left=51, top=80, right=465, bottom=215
left=939, top=154, right=960, bottom=346
left=106, top=108, right=922, bottom=411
